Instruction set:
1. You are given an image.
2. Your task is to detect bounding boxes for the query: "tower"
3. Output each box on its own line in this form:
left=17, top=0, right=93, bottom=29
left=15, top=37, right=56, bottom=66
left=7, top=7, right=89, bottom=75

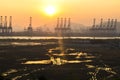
left=3, top=16, right=7, bottom=33
left=64, top=18, right=66, bottom=28
left=110, top=19, right=114, bottom=28
left=66, top=18, right=71, bottom=35
left=114, top=19, right=117, bottom=29
left=93, top=18, right=96, bottom=28
left=107, top=18, right=110, bottom=29
left=8, top=16, right=12, bottom=33
left=68, top=18, right=71, bottom=29
left=55, top=18, right=59, bottom=32
left=27, top=17, right=33, bottom=33
left=60, top=18, right=63, bottom=28
left=0, top=16, right=3, bottom=33
left=100, top=18, right=103, bottom=29
left=56, top=18, right=59, bottom=28
left=29, top=16, right=32, bottom=28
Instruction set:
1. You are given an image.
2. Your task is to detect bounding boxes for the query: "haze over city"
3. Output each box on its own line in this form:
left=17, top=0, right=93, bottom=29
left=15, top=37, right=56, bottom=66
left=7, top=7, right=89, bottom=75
left=0, top=0, right=120, bottom=31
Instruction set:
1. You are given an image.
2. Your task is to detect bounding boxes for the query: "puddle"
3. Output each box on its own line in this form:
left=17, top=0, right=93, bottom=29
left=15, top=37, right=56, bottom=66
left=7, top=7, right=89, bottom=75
left=23, top=53, right=93, bottom=65
left=67, top=60, right=92, bottom=63
left=88, top=64, right=117, bottom=80
left=24, top=60, right=51, bottom=65
left=22, top=47, right=93, bottom=65
left=11, top=42, right=42, bottom=46
left=12, top=76, right=22, bottom=80
left=24, top=59, right=93, bottom=65
left=0, top=42, right=56, bottom=46
left=2, top=69, right=18, bottom=76
left=23, top=48, right=95, bottom=65
left=86, top=64, right=96, bottom=68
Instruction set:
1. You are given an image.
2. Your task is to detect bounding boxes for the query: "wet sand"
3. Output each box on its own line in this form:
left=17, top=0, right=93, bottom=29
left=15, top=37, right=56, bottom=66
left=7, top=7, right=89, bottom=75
left=0, top=39, right=120, bottom=80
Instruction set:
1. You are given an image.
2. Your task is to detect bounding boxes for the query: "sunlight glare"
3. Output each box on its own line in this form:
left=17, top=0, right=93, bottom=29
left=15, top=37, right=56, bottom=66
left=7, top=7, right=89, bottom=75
left=44, top=5, right=56, bottom=16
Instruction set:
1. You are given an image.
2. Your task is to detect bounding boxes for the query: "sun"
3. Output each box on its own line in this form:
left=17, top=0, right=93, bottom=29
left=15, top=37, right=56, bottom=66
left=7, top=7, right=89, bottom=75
left=44, top=5, right=56, bottom=16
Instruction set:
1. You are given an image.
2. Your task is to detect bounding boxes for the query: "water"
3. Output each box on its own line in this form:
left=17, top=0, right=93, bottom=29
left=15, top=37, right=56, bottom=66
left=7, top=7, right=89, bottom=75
left=0, top=36, right=120, bottom=80
left=24, top=52, right=94, bottom=65
left=0, top=36, right=120, bottom=40
left=2, top=48, right=118, bottom=80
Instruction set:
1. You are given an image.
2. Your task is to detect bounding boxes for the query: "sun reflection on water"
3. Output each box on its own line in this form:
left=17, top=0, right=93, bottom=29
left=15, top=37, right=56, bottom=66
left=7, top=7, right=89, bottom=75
left=23, top=48, right=95, bottom=65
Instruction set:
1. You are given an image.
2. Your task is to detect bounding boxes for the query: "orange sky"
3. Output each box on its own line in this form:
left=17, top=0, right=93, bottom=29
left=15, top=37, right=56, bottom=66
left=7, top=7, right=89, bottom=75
left=0, top=0, right=120, bottom=31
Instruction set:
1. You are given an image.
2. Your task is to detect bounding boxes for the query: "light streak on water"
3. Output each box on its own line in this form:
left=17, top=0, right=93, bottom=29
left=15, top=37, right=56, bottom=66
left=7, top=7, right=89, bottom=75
left=12, top=76, right=22, bottom=80
left=23, top=51, right=94, bottom=65
left=89, top=65, right=117, bottom=80
left=0, top=36, right=120, bottom=40
left=2, top=69, right=18, bottom=76
left=86, top=64, right=95, bottom=69
left=23, top=60, right=51, bottom=64
left=0, top=42, right=56, bottom=46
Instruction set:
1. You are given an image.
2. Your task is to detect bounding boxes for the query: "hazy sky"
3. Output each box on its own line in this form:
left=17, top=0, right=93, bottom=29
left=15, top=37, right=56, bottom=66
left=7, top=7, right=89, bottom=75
left=0, top=0, right=120, bottom=31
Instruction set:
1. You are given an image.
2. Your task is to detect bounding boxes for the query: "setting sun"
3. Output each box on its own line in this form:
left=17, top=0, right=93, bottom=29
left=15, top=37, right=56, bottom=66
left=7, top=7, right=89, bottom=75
left=44, top=5, right=56, bottom=16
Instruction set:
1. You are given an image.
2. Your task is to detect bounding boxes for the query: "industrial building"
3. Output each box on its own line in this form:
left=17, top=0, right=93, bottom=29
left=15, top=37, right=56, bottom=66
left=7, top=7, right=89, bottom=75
left=27, top=16, right=33, bottom=33
left=24, top=17, right=33, bottom=33
left=55, top=17, right=71, bottom=36
left=0, top=16, right=12, bottom=35
left=0, top=16, right=119, bottom=37
left=89, top=18, right=118, bottom=36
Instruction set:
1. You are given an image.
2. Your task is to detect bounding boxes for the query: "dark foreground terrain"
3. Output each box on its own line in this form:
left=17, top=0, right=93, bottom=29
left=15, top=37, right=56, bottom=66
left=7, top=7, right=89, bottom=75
left=0, top=39, right=120, bottom=80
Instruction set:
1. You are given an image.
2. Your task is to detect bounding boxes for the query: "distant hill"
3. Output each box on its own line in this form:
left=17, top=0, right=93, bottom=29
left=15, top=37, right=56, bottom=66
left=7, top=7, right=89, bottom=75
left=116, top=22, right=120, bottom=33
left=71, top=23, right=87, bottom=33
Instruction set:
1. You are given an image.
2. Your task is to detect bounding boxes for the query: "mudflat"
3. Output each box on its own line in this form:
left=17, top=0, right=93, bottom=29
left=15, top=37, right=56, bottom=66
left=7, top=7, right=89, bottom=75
left=0, top=39, right=120, bottom=80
